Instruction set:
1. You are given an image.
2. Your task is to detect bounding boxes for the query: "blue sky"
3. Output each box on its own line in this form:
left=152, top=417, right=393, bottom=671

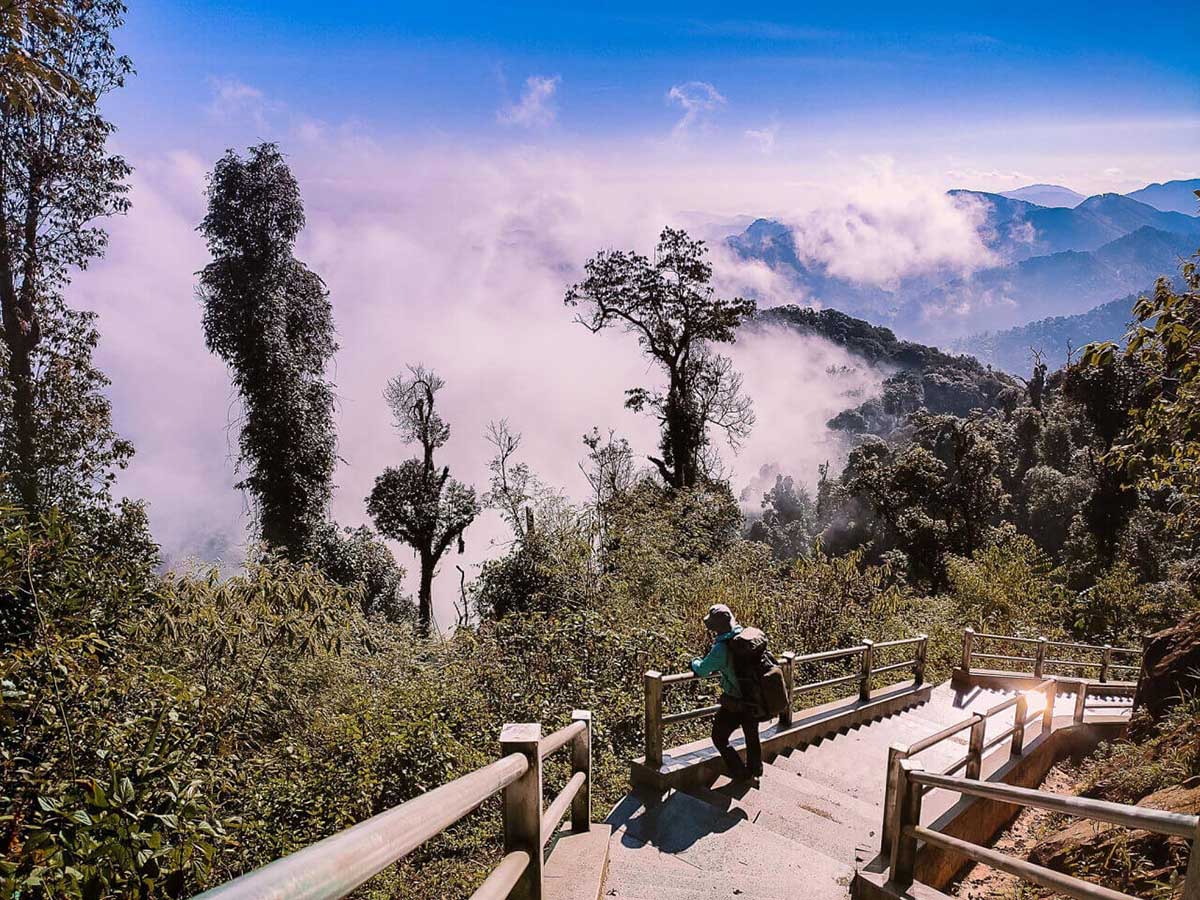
left=109, top=1, right=1199, bottom=188
left=82, top=1, right=1200, bottom=597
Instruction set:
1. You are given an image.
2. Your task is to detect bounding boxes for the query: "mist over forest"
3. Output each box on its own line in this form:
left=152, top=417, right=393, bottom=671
left=3, top=2, right=1198, bottom=898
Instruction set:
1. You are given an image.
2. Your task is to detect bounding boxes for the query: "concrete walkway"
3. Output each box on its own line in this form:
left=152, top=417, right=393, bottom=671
left=600, top=681, right=1132, bottom=899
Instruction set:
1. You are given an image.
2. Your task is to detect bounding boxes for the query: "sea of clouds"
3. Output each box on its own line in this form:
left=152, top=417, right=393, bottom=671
left=68, top=120, right=998, bottom=625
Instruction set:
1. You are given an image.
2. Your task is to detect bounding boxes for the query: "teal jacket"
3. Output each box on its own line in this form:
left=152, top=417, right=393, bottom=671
left=690, top=626, right=743, bottom=698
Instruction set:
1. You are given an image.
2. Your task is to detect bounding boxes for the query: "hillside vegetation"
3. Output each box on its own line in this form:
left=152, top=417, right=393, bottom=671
left=2, top=8, right=1199, bottom=898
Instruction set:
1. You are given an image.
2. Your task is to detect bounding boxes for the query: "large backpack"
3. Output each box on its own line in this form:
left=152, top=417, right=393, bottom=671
left=728, top=627, right=789, bottom=722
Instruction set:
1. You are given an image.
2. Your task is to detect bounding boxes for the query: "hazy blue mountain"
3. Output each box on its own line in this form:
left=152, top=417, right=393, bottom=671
left=727, top=179, right=1200, bottom=346
left=1000, top=184, right=1085, bottom=208
left=957, top=292, right=1143, bottom=374
left=950, top=190, right=1200, bottom=262
left=1125, top=179, right=1200, bottom=216
left=727, top=218, right=900, bottom=322
left=914, top=226, right=1197, bottom=334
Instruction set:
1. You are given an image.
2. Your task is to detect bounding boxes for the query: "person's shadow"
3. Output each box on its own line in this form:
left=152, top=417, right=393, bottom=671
left=607, top=786, right=745, bottom=856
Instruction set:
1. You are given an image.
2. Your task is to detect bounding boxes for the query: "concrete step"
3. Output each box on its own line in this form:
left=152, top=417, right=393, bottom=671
left=605, top=789, right=852, bottom=900
left=712, top=762, right=883, bottom=829
left=683, top=776, right=868, bottom=865
left=770, top=713, right=962, bottom=806
left=602, top=859, right=839, bottom=900
left=545, top=823, right=611, bottom=900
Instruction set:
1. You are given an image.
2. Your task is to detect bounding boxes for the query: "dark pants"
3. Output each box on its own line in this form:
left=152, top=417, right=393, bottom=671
left=712, top=696, right=762, bottom=779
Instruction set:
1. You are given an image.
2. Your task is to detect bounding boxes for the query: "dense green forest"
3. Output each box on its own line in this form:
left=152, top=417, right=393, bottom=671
left=2, top=4, right=1199, bottom=899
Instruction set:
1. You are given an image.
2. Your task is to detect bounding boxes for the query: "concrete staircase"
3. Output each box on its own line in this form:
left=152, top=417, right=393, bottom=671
left=599, top=682, right=1130, bottom=900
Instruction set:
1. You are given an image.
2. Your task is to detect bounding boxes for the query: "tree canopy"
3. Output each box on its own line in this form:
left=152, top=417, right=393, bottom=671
left=367, top=366, right=479, bottom=635
left=0, top=0, right=132, bottom=514
left=566, top=227, right=756, bottom=488
left=198, top=142, right=338, bottom=559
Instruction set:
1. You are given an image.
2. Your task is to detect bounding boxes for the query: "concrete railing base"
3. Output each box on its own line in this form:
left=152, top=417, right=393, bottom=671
left=853, top=870, right=953, bottom=900
left=631, top=680, right=931, bottom=792
left=853, top=717, right=1129, bottom=898
left=951, top=667, right=1135, bottom=695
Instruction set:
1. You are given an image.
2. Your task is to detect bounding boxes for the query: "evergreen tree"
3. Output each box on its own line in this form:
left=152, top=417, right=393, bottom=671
left=0, top=0, right=132, bottom=513
left=198, top=143, right=338, bottom=559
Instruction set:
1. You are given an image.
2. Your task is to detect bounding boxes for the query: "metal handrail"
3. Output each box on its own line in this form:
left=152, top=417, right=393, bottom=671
left=793, top=645, right=865, bottom=664
left=873, top=637, right=924, bottom=650
left=973, top=632, right=1041, bottom=643
left=908, top=826, right=1136, bottom=900
left=873, top=660, right=918, bottom=677
left=890, top=761, right=1200, bottom=899
left=193, top=711, right=594, bottom=900
left=907, top=716, right=977, bottom=755
left=973, top=652, right=1037, bottom=665
left=793, top=671, right=861, bottom=695
left=471, top=852, right=532, bottom=900
left=982, top=725, right=1017, bottom=753
left=909, top=769, right=1198, bottom=836
left=540, top=720, right=586, bottom=759
left=541, top=771, right=587, bottom=845
left=962, top=628, right=1144, bottom=684
left=643, top=635, right=928, bottom=768
left=881, top=679, right=1057, bottom=854
left=662, top=703, right=721, bottom=724
left=191, top=753, right=530, bottom=900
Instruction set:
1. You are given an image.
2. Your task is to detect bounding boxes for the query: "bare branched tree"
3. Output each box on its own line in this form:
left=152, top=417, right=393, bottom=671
left=368, top=365, right=479, bottom=636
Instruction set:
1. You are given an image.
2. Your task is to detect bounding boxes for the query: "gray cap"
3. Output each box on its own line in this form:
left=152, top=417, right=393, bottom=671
left=703, top=603, right=737, bottom=633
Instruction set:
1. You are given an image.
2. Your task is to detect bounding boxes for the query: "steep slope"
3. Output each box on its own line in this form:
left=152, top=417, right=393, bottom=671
left=1125, top=178, right=1200, bottom=215
left=748, top=306, right=1018, bottom=435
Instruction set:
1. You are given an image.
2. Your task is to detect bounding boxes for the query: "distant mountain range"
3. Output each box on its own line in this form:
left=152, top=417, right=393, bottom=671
left=727, top=179, right=1200, bottom=344
left=1125, top=178, right=1200, bottom=216
left=999, top=184, right=1084, bottom=208
left=956, top=292, right=1141, bottom=375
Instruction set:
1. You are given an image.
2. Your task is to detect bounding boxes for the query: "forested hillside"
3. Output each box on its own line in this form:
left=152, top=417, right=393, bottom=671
left=2, top=5, right=1199, bottom=900
left=960, top=291, right=1145, bottom=374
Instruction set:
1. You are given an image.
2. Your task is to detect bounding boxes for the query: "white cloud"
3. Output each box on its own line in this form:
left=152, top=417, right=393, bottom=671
left=667, top=81, right=726, bottom=137
left=206, top=77, right=268, bottom=125
left=744, top=122, right=779, bottom=154
left=497, top=75, right=561, bottom=128
left=779, top=159, right=997, bottom=288
left=73, top=136, right=895, bottom=627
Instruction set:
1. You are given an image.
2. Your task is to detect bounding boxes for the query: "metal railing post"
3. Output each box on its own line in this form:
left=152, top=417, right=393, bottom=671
left=888, top=759, right=925, bottom=888
left=1099, top=644, right=1112, bottom=683
left=961, top=627, right=975, bottom=674
left=1183, top=815, right=1200, bottom=900
left=1034, top=637, right=1047, bottom=678
left=1073, top=682, right=1088, bottom=724
left=570, top=710, right=591, bottom=833
left=1011, top=693, right=1028, bottom=757
left=500, top=723, right=543, bottom=900
left=881, top=743, right=909, bottom=856
left=914, top=634, right=929, bottom=686
left=860, top=639, right=875, bottom=702
left=644, top=671, right=664, bottom=768
left=780, top=651, right=795, bottom=729
left=966, top=714, right=986, bottom=779
left=1042, top=679, right=1057, bottom=735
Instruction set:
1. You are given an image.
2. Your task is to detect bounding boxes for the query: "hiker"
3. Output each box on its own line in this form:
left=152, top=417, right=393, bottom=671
left=690, top=603, right=764, bottom=782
